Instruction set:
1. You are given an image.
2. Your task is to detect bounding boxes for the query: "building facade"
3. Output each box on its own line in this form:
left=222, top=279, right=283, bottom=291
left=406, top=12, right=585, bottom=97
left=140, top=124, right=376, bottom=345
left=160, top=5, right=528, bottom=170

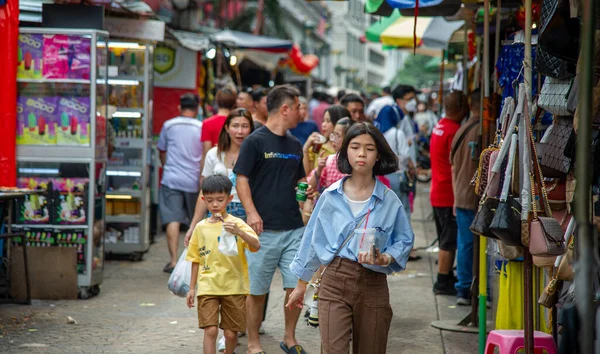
left=327, top=0, right=404, bottom=90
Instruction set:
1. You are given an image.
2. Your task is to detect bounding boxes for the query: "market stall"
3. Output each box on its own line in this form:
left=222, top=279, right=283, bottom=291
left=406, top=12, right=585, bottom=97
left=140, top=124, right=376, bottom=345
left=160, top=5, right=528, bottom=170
left=365, top=0, right=598, bottom=352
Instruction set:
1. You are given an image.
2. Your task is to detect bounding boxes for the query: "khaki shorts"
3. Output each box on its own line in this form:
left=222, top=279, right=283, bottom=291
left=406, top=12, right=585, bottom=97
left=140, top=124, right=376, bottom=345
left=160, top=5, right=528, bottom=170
left=197, top=295, right=246, bottom=332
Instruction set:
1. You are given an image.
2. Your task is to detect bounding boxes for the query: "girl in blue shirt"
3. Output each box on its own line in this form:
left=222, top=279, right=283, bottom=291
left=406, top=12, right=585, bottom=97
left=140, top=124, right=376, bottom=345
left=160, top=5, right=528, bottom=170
left=287, top=122, right=415, bottom=354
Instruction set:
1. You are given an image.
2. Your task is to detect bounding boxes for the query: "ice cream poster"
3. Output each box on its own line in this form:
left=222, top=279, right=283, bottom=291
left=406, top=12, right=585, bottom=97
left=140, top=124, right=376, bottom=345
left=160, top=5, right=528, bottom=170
left=16, top=96, right=58, bottom=145
left=56, top=96, right=91, bottom=146
left=54, top=178, right=88, bottom=225
left=17, top=34, right=43, bottom=80
left=16, top=178, right=52, bottom=224
left=43, top=35, right=91, bottom=80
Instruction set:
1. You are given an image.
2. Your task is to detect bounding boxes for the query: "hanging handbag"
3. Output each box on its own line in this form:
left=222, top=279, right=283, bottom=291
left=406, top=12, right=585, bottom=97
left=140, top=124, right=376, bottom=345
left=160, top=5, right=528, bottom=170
left=528, top=122, right=567, bottom=258
left=539, top=274, right=561, bottom=308
left=490, top=129, right=523, bottom=246
left=470, top=196, right=500, bottom=239
left=537, top=78, right=574, bottom=116
left=535, top=0, right=577, bottom=79
left=539, top=116, right=573, bottom=178
left=556, top=217, right=576, bottom=281
left=537, top=0, right=580, bottom=64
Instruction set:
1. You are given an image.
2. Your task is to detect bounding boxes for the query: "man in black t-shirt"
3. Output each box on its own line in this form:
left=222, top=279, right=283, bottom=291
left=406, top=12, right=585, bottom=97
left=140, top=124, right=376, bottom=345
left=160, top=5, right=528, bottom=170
left=234, top=84, right=308, bottom=354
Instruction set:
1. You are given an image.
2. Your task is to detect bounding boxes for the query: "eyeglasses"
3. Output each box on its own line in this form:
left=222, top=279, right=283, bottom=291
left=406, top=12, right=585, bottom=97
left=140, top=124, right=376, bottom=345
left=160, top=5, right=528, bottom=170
left=330, top=133, right=341, bottom=143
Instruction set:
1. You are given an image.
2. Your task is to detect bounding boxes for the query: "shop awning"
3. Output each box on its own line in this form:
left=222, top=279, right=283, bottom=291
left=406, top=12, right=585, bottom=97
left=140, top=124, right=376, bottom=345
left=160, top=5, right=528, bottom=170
left=167, top=28, right=212, bottom=52
left=211, top=30, right=293, bottom=53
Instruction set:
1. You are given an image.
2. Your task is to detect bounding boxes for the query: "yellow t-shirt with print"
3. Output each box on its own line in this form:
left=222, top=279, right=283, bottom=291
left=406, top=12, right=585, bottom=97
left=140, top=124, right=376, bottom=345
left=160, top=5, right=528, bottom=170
left=186, top=214, right=258, bottom=296
left=308, top=144, right=336, bottom=170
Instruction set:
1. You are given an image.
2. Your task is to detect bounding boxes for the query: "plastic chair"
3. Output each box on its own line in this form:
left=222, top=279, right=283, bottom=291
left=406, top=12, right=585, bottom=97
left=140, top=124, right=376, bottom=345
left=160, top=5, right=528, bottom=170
left=485, top=330, right=557, bottom=354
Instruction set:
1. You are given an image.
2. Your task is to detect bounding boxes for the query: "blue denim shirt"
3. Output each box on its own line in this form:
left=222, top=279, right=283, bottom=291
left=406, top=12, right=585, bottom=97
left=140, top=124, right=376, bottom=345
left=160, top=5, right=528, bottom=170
left=290, top=177, right=415, bottom=282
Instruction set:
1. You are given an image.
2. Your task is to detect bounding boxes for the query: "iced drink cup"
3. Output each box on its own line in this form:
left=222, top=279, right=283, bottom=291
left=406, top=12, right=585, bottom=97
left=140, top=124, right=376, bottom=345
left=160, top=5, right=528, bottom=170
left=312, top=134, right=327, bottom=153
left=355, top=228, right=376, bottom=259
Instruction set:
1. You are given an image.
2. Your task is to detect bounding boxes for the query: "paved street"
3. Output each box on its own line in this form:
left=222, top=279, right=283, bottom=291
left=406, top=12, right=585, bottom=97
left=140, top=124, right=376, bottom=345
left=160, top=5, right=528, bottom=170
left=0, top=185, right=482, bottom=353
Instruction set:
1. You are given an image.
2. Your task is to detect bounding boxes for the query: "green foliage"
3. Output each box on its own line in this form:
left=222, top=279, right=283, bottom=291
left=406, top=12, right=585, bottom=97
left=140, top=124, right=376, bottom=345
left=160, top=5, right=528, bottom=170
left=393, top=54, right=453, bottom=89
left=216, top=0, right=289, bottom=39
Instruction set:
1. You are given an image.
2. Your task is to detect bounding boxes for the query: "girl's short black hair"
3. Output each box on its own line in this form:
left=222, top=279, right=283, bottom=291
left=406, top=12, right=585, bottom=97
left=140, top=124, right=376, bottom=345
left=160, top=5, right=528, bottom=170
left=324, top=105, right=351, bottom=126
left=337, top=122, right=399, bottom=176
left=202, top=175, right=233, bottom=195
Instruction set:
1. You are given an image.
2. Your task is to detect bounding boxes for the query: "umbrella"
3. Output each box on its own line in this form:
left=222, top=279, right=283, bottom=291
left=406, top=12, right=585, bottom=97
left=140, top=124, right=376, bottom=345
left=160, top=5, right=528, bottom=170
left=380, top=16, right=463, bottom=48
left=365, top=9, right=401, bottom=43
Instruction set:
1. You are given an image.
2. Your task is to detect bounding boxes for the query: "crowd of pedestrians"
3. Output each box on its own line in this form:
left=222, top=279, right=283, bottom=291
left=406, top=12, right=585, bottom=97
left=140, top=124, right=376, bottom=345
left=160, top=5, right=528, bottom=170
left=156, top=81, right=481, bottom=353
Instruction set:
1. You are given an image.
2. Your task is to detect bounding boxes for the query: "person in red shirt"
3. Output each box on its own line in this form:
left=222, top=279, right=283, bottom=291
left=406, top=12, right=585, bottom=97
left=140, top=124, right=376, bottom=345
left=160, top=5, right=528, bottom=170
left=201, top=88, right=237, bottom=167
left=429, top=91, right=469, bottom=295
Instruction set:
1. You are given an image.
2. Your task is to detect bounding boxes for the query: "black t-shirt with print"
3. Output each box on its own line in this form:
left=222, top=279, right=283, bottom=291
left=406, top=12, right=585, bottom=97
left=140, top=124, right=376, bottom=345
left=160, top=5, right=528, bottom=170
left=234, top=126, right=306, bottom=230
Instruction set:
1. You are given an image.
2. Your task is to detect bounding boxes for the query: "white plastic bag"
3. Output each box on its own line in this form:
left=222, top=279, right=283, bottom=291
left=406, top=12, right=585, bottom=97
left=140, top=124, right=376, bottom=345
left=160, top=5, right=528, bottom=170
left=167, top=249, right=191, bottom=297
left=218, top=227, right=238, bottom=256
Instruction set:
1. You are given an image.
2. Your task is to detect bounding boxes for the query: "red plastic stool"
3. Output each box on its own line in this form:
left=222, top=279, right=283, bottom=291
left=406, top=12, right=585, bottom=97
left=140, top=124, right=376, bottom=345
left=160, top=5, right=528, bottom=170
left=485, top=330, right=557, bottom=354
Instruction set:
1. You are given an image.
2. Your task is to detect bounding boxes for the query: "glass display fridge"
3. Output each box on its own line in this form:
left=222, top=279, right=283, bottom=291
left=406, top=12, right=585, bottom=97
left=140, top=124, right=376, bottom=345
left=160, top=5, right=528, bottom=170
left=103, top=40, right=153, bottom=261
left=14, top=28, right=109, bottom=299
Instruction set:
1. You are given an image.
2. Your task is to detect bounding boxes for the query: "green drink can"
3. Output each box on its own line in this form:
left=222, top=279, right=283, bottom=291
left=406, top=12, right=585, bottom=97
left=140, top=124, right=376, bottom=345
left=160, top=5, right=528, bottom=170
left=296, top=182, right=309, bottom=202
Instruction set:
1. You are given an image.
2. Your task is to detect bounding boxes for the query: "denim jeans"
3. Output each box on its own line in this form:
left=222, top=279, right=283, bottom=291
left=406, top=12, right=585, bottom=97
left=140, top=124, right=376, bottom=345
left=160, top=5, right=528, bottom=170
left=226, top=202, right=247, bottom=221
left=455, top=208, right=475, bottom=294
left=385, top=173, right=410, bottom=216
left=207, top=202, right=247, bottom=221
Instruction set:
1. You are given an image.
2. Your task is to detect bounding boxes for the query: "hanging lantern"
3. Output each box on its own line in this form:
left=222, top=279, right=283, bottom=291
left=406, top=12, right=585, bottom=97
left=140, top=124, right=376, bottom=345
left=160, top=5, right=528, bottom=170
left=288, top=45, right=319, bottom=75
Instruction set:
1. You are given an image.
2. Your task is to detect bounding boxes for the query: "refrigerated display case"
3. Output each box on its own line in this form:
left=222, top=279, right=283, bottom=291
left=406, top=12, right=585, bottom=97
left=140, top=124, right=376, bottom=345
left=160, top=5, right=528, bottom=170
left=104, top=41, right=153, bottom=260
left=14, top=28, right=109, bottom=299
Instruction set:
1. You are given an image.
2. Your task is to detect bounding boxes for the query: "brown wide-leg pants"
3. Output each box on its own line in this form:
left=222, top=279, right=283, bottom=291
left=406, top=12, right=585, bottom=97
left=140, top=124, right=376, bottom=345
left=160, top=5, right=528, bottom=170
left=318, top=257, right=393, bottom=354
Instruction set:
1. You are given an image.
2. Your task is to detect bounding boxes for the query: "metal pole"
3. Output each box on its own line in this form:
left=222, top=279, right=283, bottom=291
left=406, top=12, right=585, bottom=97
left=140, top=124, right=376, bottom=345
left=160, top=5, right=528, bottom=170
left=523, top=0, right=534, bottom=351
left=575, top=0, right=596, bottom=352
left=479, top=1, right=491, bottom=352
left=524, top=0, right=532, bottom=96
left=492, top=0, right=502, bottom=90
left=463, top=23, right=469, bottom=93
left=483, top=1, right=490, bottom=98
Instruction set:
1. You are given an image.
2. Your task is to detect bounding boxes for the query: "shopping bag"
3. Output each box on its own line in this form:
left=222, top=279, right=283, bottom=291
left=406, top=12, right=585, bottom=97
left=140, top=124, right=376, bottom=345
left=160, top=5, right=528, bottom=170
left=167, top=249, right=191, bottom=298
left=218, top=227, right=238, bottom=256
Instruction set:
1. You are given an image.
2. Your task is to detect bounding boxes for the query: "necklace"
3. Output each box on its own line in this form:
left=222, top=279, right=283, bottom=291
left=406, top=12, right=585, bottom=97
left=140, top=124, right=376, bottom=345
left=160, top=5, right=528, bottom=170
left=225, top=151, right=237, bottom=168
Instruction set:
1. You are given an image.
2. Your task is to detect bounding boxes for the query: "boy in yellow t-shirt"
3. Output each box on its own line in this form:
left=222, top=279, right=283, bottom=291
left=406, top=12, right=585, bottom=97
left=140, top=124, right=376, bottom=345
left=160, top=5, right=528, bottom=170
left=186, top=175, right=260, bottom=354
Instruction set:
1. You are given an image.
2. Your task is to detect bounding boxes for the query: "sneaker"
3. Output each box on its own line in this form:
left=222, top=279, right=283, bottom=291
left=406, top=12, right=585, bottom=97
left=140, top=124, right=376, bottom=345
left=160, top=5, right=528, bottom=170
left=433, top=281, right=457, bottom=296
left=259, top=323, right=266, bottom=335
left=456, top=296, right=471, bottom=306
left=217, top=336, right=226, bottom=353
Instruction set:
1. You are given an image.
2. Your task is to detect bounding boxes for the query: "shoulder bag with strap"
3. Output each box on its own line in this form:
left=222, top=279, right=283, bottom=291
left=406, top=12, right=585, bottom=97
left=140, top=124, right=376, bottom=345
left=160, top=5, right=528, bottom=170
left=450, top=119, right=480, bottom=162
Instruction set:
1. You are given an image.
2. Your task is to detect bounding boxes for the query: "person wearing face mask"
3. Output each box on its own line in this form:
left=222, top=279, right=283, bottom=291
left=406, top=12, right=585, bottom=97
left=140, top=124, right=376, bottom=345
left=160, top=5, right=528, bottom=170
left=414, top=101, right=439, bottom=137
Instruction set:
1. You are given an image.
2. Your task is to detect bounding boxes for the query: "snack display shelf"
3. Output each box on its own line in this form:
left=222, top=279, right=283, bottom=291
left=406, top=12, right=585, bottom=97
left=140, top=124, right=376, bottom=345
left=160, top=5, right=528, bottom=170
left=114, top=138, right=148, bottom=149
left=12, top=224, right=89, bottom=230
left=106, top=165, right=145, bottom=173
left=106, top=215, right=141, bottom=223
left=104, top=40, right=153, bottom=260
left=107, top=189, right=143, bottom=198
left=18, top=78, right=92, bottom=84
left=15, top=28, right=109, bottom=299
